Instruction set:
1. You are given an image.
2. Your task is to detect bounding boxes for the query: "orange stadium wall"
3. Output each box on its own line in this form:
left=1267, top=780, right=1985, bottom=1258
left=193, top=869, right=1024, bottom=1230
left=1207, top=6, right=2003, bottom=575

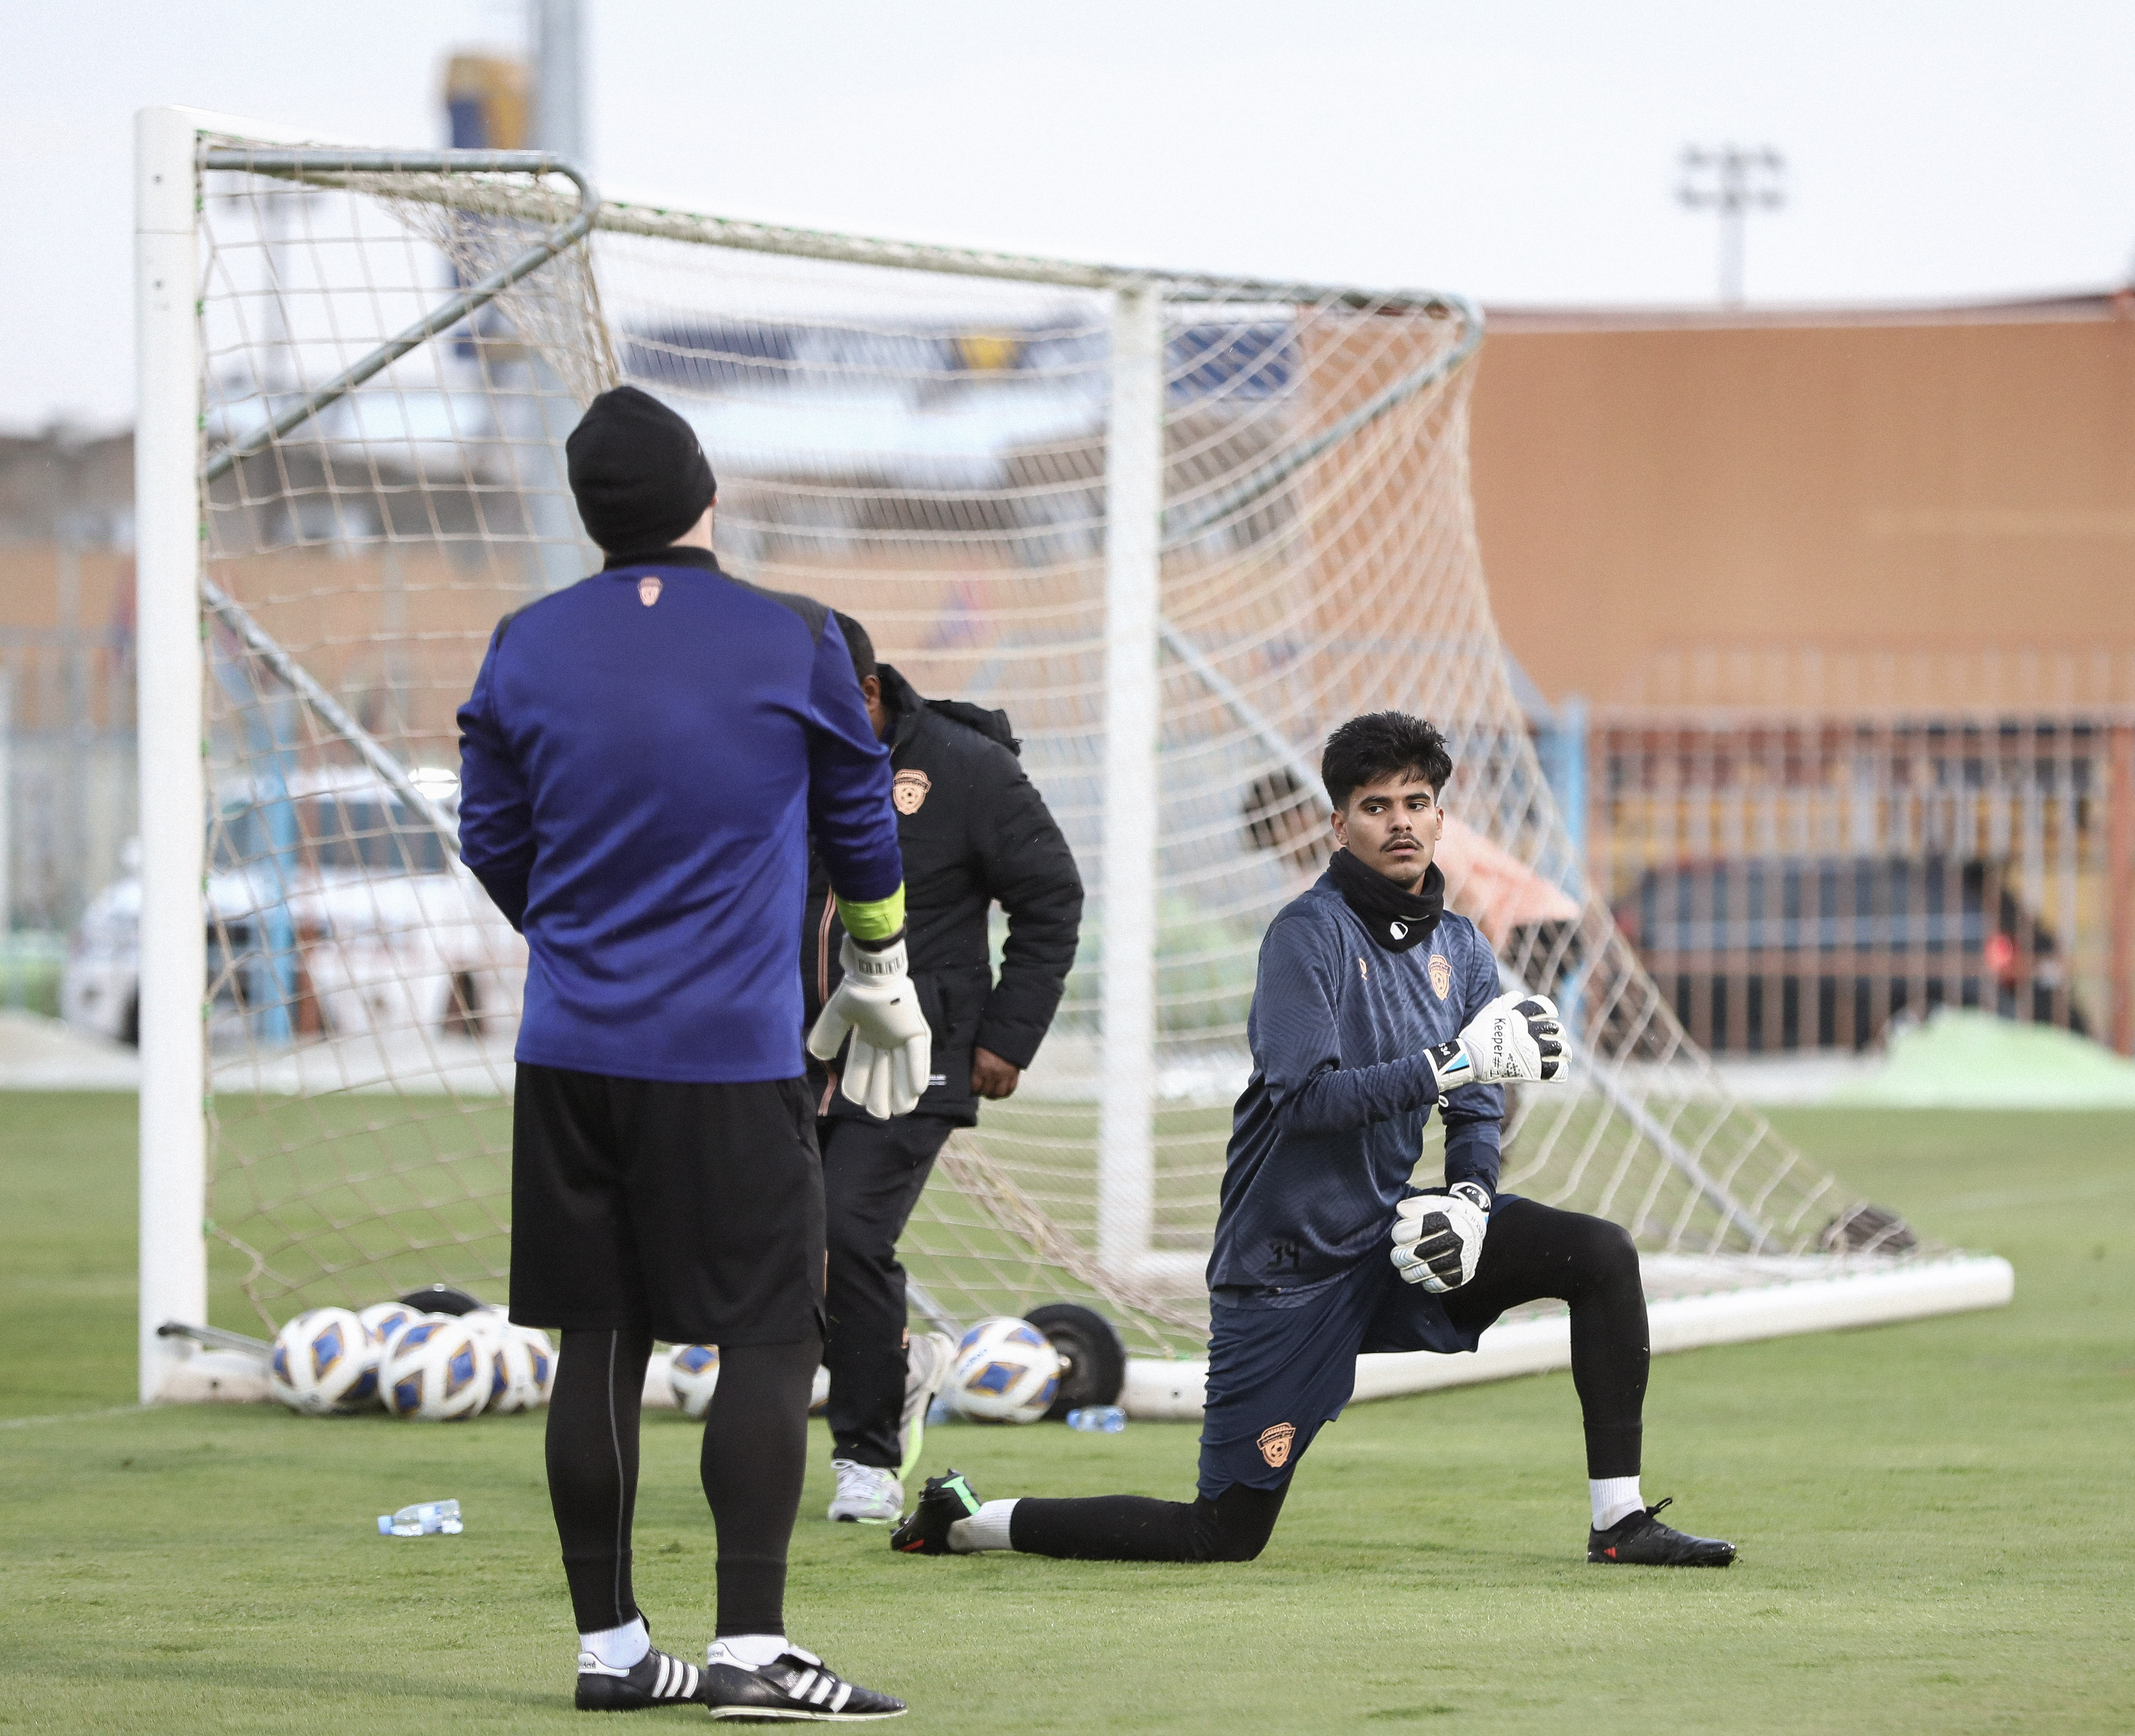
left=1466, top=299, right=2135, bottom=707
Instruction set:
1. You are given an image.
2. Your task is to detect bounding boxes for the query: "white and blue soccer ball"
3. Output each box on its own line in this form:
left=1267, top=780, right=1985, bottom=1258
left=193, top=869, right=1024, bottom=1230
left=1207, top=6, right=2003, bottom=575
left=379, top=1315, right=490, bottom=1421
left=487, top=1322, right=557, bottom=1415
left=947, top=1316, right=1060, bottom=1424
left=668, top=1344, right=721, bottom=1419
left=268, top=1307, right=380, bottom=1416
left=358, top=1300, right=418, bottom=1347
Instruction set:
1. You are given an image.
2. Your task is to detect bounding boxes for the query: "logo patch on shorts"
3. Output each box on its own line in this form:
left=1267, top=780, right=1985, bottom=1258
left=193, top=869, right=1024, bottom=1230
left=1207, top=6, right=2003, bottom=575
left=1428, top=953, right=1453, bottom=1001
left=637, top=576, right=663, bottom=607
left=892, top=769, right=932, bottom=815
left=1257, top=1422, right=1297, bottom=1469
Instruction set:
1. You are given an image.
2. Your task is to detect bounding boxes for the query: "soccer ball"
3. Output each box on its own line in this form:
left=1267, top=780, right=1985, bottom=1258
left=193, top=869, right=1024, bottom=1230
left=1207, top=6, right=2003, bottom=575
left=268, top=1307, right=380, bottom=1416
left=668, top=1344, right=721, bottom=1419
left=379, top=1315, right=490, bottom=1421
left=358, top=1300, right=417, bottom=1346
left=487, top=1322, right=556, bottom=1415
left=947, top=1316, right=1060, bottom=1424
left=461, top=1308, right=512, bottom=1412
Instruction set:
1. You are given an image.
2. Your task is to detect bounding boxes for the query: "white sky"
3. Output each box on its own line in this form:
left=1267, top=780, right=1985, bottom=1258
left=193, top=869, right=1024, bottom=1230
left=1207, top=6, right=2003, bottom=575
left=7, top=0, right=2134, bottom=432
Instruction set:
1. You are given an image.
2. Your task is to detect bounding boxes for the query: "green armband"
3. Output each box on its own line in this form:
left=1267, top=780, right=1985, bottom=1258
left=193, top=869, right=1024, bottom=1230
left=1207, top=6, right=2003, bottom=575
left=835, top=884, right=906, bottom=944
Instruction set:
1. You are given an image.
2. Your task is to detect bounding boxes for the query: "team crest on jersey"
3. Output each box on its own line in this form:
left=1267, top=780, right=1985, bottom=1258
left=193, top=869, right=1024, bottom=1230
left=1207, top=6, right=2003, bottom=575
left=1428, top=953, right=1453, bottom=1001
left=892, top=769, right=932, bottom=815
left=637, top=576, right=663, bottom=607
left=1257, top=1422, right=1296, bottom=1469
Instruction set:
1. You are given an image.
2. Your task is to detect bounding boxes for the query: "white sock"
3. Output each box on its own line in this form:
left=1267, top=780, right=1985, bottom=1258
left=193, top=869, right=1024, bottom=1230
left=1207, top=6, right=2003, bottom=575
left=1591, top=1476, right=1644, bottom=1531
left=947, top=1497, right=1020, bottom=1553
left=579, top=1616, right=650, bottom=1671
left=708, top=1633, right=789, bottom=1670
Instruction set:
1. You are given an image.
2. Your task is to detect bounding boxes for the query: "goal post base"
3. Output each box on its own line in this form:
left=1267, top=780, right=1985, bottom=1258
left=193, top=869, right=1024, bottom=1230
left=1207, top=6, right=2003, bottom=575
left=1122, top=1254, right=2016, bottom=1420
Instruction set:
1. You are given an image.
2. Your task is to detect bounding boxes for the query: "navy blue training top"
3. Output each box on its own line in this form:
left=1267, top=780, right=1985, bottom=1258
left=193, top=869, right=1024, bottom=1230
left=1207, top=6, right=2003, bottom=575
left=456, top=551, right=903, bottom=1083
left=1207, top=873, right=1506, bottom=1300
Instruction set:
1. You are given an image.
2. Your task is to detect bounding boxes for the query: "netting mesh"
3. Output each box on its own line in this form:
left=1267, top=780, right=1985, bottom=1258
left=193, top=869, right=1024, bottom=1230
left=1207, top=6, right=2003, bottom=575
left=191, top=139, right=1913, bottom=1352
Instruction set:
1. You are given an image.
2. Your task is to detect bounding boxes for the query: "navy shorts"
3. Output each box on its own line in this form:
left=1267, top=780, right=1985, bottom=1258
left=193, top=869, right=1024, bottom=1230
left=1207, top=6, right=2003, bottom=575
left=1197, top=1240, right=1498, bottom=1500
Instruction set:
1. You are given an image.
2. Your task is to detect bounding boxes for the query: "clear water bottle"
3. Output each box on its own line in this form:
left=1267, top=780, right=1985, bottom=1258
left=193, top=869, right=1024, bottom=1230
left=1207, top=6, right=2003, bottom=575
left=1065, top=1406, right=1127, bottom=1433
left=378, top=1498, right=463, bottom=1536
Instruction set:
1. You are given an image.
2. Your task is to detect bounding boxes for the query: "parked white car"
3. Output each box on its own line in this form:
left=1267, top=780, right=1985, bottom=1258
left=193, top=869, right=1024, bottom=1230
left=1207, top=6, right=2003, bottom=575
left=63, top=768, right=525, bottom=1047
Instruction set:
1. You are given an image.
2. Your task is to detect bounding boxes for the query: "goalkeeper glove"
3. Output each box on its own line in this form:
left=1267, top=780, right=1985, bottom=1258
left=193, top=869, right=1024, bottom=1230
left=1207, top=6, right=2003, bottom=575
left=1424, top=990, right=1566, bottom=1090
left=806, top=934, right=932, bottom=1120
left=1391, top=1182, right=1492, bottom=1291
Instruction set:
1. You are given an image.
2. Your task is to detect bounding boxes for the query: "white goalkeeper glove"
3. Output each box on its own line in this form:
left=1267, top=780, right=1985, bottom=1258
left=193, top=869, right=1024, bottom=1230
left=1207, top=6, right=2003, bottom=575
left=1391, top=1182, right=1492, bottom=1291
left=806, top=934, right=932, bottom=1120
left=1424, top=990, right=1567, bottom=1091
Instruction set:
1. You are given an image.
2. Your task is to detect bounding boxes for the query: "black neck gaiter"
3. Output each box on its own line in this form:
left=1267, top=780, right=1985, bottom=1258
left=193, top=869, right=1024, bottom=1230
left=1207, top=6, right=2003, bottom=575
left=1327, top=849, right=1444, bottom=952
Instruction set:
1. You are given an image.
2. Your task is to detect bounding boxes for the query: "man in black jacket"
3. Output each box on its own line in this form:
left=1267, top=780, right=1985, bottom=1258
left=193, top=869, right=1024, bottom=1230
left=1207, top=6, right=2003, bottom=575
left=802, top=613, right=1083, bottom=1524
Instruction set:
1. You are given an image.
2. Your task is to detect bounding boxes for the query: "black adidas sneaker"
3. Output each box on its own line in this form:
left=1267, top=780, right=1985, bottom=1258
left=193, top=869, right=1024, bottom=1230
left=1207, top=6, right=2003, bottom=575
left=1587, top=1497, right=1736, bottom=1567
left=575, top=1641, right=706, bottom=1710
left=889, top=1469, right=983, bottom=1555
left=703, top=1646, right=905, bottom=1722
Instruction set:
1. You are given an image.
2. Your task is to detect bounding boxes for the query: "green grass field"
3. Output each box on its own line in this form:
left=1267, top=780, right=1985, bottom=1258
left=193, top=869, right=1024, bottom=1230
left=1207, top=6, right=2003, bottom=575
left=3, top=1094, right=2131, bottom=1732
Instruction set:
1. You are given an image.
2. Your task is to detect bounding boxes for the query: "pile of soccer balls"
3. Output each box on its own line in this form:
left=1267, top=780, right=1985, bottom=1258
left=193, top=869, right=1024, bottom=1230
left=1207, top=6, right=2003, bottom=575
left=268, top=1301, right=556, bottom=1422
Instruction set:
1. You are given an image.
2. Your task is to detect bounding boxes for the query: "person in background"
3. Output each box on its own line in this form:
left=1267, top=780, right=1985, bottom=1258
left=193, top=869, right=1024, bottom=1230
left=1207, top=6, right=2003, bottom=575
left=803, top=612, right=1083, bottom=1525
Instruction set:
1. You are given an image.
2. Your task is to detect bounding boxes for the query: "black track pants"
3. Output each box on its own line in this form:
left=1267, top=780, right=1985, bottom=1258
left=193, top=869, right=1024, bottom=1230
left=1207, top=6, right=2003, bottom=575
left=547, top=1327, right=822, bottom=1636
left=819, top=1113, right=954, bottom=1468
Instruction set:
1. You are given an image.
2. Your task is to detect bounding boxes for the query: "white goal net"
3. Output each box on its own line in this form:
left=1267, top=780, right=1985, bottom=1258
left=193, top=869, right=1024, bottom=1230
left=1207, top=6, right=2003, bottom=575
left=135, top=110, right=1986, bottom=1400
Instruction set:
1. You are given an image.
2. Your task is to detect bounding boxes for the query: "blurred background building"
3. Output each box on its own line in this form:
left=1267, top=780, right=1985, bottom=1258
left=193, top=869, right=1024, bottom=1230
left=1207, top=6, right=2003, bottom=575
left=2, top=27, right=2130, bottom=1067
left=1473, top=292, right=2135, bottom=1055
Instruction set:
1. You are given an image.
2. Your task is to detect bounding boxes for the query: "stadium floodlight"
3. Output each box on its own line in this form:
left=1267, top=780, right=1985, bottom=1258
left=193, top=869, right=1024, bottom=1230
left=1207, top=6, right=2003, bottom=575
left=134, top=105, right=2006, bottom=1412
left=1678, top=143, right=1787, bottom=307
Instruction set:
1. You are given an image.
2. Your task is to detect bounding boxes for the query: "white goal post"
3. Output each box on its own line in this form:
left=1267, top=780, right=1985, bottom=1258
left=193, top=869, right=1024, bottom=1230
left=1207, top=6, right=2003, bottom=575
left=133, top=104, right=2009, bottom=1410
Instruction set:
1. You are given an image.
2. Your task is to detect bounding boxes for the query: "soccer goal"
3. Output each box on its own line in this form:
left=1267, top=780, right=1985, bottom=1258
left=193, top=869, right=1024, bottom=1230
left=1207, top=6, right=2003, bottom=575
left=134, top=105, right=2009, bottom=1409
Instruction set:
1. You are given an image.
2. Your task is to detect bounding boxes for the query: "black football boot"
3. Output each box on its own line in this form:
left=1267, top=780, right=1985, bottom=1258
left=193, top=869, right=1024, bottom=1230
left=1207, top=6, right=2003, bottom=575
left=888, top=1469, right=983, bottom=1555
left=702, top=1646, right=906, bottom=1721
left=575, top=1635, right=706, bottom=1710
left=1587, top=1497, right=1736, bottom=1567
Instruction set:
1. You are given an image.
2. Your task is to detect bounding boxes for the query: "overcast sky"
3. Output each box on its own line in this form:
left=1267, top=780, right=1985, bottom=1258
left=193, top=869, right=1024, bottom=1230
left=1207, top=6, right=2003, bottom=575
left=8, top=0, right=2133, bottom=432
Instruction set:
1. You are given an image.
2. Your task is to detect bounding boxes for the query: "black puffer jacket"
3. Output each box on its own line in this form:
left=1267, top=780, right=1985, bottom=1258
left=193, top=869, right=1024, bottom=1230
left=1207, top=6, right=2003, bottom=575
left=803, top=665, right=1084, bottom=1125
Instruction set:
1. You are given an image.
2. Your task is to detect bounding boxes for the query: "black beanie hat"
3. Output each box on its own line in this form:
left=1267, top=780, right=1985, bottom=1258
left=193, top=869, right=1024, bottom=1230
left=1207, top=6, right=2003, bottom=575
left=564, top=385, right=717, bottom=553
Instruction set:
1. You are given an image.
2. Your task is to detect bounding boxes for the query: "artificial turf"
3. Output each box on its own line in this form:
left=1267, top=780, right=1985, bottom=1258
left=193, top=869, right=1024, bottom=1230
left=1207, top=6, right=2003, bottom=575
left=1, top=1094, right=2131, bottom=1732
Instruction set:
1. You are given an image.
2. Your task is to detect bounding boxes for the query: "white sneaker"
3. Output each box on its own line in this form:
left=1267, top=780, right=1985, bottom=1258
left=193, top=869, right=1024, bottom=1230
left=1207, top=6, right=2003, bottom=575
left=828, top=1458, right=903, bottom=1525
left=899, top=1331, right=957, bottom=1480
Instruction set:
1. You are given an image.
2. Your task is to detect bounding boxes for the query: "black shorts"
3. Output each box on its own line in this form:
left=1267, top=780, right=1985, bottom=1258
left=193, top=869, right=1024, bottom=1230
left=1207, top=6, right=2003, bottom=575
left=509, top=1063, right=825, bottom=1346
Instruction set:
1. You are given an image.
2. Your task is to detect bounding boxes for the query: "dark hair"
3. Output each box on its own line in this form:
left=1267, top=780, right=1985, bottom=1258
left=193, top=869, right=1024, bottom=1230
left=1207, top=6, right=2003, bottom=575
left=1320, top=712, right=1453, bottom=811
left=832, top=611, right=877, bottom=682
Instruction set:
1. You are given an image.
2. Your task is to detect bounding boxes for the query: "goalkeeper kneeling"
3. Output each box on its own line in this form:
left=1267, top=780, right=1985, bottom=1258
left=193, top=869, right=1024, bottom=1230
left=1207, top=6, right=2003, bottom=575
left=893, top=712, right=1735, bottom=1570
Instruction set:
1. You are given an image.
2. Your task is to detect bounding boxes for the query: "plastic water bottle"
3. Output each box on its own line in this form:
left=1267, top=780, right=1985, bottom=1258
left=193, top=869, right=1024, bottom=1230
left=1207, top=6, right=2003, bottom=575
left=378, top=1499, right=463, bottom=1536
left=1065, top=1406, right=1127, bottom=1433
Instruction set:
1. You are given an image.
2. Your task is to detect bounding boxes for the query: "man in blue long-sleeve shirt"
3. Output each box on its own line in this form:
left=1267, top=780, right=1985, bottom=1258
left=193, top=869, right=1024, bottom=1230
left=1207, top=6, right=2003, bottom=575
left=458, top=386, right=910, bottom=1721
left=891, top=711, right=1738, bottom=1571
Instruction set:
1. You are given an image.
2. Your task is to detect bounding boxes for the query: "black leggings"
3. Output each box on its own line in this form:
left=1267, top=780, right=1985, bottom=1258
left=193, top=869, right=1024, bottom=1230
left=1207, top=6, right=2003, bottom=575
left=1009, top=1200, right=1647, bottom=1564
left=1438, top=1197, right=1648, bottom=1481
left=546, top=1327, right=821, bottom=1635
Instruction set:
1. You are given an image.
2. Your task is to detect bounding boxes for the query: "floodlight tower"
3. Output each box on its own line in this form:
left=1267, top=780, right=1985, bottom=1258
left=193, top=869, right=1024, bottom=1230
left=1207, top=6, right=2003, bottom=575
left=1678, top=144, right=1786, bottom=307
